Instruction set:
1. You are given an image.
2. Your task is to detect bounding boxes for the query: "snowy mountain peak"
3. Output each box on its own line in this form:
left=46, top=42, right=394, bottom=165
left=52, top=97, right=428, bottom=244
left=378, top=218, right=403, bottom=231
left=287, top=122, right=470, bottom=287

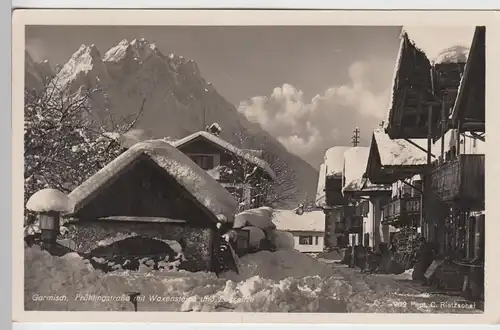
left=104, top=38, right=162, bottom=64
left=25, top=40, right=319, bottom=203
left=53, top=44, right=106, bottom=91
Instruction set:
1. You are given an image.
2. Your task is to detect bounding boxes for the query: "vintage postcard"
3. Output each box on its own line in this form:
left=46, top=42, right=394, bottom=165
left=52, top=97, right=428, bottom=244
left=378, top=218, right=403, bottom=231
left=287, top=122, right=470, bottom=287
left=12, top=9, right=500, bottom=324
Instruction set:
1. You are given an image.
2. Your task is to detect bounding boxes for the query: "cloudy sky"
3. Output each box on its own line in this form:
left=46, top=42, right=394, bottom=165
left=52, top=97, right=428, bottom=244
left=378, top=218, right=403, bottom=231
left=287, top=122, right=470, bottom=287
left=26, top=25, right=474, bottom=168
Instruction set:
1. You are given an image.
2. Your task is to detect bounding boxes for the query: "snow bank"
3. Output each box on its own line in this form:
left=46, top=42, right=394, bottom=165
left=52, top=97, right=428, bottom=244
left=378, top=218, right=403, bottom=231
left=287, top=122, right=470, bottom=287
left=242, top=226, right=266, bottom=249
left=271, top=230, right=295, bottom=250
left=233, top=207, right=275, bottom=230
left=25, top=246, right=349, bottom=312
left=26, top=188, right=74, bottom=213
left=223, top=250, right=338, bottom=282
left=69, top=139, right=238, bottom=224
left=272, top=209, right=324, bottom=233
left=25, top=246, right=478, bottom=313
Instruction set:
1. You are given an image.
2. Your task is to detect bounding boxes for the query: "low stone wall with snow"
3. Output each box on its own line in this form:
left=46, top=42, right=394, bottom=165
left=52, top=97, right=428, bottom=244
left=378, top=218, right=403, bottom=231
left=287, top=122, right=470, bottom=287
left=66, top=221, right=216, bottom=273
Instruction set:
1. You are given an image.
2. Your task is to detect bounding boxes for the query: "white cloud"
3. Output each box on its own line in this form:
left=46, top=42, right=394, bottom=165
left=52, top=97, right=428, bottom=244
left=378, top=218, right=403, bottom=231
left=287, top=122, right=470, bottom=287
left=237, top=61, right=390, bottom=167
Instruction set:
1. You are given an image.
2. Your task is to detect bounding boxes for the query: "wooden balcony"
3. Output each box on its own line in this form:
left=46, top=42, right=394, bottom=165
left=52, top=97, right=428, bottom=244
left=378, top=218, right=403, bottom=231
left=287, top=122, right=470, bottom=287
left=430, top=154, right=485, bottom=210
left=382, top=196, right=421, bottom=226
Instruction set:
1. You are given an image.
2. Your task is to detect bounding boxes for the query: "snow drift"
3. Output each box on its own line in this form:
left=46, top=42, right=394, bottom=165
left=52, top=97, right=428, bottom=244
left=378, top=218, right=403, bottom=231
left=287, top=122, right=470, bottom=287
left=25, top=246, right=478, bottom=313
left=25, top=245, right=349, bottom=312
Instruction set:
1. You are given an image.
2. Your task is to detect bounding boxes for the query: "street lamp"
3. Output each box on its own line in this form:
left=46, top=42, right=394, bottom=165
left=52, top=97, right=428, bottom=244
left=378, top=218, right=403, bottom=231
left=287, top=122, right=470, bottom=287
left=26, top=188, right=74, bottom=252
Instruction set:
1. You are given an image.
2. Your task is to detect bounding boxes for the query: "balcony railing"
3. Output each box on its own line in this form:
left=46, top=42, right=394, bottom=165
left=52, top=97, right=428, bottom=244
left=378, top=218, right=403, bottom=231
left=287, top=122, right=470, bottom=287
left=382, top=196, right=421, bottom=226
left=431, top=154, right=485, bottom=209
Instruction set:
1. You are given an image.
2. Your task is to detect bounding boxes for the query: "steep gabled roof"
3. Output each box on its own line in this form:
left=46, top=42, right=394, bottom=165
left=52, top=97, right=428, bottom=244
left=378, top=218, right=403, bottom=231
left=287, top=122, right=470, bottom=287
left=172, top=131, right=277, bottom=180
left=384, top=27, right=474, bottom=139
left=342, top=147, right=390, bottom=194
left=69, top=139, right=238, bottom=223
left=450, top=26, right=485, bottom=130
left=373, top=129, right=428, bottom=167
left=365, top=129, right=428, bottom=184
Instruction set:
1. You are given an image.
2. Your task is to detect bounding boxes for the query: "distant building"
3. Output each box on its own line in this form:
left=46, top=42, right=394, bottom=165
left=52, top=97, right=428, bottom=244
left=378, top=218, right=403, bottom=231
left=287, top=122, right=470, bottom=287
left=272, top=210, right=325, bottom=253
left=341, top=146, right=392, bottom=249
left=172, top=130, right=276, bottom=209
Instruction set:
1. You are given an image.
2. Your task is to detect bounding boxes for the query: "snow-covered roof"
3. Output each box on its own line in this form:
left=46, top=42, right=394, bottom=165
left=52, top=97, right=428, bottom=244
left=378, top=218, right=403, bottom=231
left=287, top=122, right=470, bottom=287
left=69, top=139, right=238, bottom=224
left=402, top=26, right=474, bottom=64
left=315, top=163, right=326, bottom=207
left=172, top=131, right=277, bottom=180
left=384, top=27, right=474, bottom=127
left=324, top=146, right=351, bottom=178
left=372, top=128, right=428, bottom=167
left=26, top=188, right=75, bottom=213
left=272, top=210, right=324, bottom=233
left=342, top=147, right=390, bottom=193
left=450, top=27, right=485, bottom=126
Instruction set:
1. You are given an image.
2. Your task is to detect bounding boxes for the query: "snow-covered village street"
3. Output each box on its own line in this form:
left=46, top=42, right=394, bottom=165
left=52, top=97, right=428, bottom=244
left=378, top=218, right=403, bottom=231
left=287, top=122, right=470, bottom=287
left=25, top=242, right=481, bottom=313
left=21, top=22, right=485, bottom=316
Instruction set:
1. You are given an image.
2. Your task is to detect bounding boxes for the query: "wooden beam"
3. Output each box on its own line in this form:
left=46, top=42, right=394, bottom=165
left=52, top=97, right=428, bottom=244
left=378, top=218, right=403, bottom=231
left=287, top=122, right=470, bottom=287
left=469, top=132, right=486, bottom=142
left=403, top=138, right=436, bottom=158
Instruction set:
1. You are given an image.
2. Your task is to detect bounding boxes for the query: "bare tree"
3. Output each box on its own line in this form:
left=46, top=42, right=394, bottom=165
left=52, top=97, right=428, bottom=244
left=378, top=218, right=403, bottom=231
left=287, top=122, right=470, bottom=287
left=218, top=123, right=299, bottom=210
left=24, top=80, right=145, bottom=211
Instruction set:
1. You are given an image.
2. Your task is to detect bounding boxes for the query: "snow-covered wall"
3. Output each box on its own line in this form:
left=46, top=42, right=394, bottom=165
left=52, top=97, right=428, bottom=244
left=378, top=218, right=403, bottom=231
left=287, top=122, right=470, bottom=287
left=66, top=221, right=216, bottom=273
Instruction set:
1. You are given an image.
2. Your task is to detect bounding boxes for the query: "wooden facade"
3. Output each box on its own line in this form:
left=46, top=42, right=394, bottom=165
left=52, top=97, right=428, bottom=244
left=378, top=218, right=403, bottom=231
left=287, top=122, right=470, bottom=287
left=72, top=156, right=216, bottom=227
left=382, top=196, right=421, bottom=227
left=385, top=33, right=465, bottom=140
left=431, top=154, right=485, bottom=210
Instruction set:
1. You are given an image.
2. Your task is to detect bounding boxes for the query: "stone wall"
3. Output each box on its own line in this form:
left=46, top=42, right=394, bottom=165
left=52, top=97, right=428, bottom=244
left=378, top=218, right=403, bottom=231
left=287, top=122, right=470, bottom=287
left=65, top=221, right=217, bottom=273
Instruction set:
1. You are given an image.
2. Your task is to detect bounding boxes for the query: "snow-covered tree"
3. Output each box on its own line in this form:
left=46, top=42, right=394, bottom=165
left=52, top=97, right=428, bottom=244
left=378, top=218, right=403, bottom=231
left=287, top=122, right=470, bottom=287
left=24, top=80, right=145, bottom=219
left=219, top=125, right=298, bottom=210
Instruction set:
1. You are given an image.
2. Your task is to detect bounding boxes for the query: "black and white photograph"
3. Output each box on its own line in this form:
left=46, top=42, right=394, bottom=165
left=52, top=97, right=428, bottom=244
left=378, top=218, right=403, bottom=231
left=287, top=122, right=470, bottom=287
left=16, top=10, right=487, bottom=317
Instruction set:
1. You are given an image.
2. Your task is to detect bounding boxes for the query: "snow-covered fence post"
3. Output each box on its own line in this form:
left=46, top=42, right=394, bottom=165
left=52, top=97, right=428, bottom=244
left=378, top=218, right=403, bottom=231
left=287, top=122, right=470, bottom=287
left=26, top=188, right=74, bottom=251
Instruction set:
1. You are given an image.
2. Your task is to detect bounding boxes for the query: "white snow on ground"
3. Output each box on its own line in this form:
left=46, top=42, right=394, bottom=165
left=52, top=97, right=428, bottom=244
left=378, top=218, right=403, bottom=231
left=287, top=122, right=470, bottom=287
left=26, top=188, right=75, bottom=213
left=324, top=146, right=351, bottom=178
left=272, top=209, right=324, bottom=233
left=25, top=246, right=480, bottom=313
left=69, top=139, right=238, bottom=224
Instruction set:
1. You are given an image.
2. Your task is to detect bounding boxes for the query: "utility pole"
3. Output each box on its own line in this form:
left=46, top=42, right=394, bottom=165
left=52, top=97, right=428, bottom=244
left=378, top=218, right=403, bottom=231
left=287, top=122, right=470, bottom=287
left=203, top=108, right=207, bottom=130
left=351, top=127, right=360, bottom=147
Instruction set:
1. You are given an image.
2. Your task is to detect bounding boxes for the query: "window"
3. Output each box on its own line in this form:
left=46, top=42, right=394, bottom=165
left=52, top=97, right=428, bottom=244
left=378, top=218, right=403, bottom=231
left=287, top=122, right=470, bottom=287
left=315, top=236, right=319, bottom=245
left=189, top=155, right=214, bottom=170
left=299, top=236, right=313, bottom=245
